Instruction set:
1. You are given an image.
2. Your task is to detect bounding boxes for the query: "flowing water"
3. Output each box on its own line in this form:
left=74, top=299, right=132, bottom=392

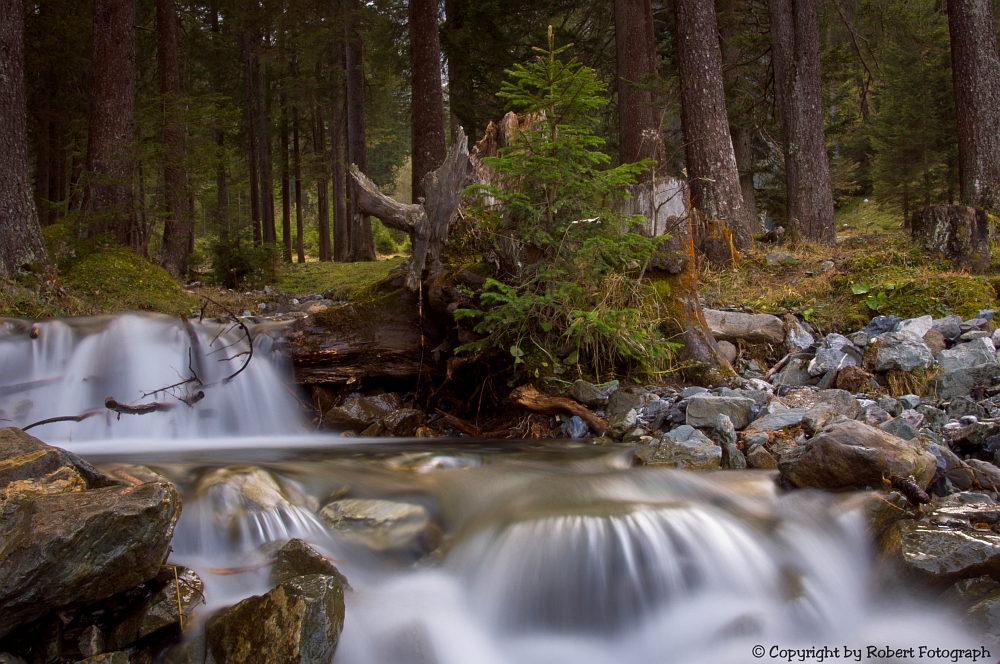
left=0, top=314, right=988, bottom=663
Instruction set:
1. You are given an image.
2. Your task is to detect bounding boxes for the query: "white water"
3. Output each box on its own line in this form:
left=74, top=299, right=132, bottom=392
left=0, top=314, right=987, bottom=663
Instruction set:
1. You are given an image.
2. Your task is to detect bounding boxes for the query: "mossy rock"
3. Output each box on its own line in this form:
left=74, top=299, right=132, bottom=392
left=62, top=248, right=197, bottom=315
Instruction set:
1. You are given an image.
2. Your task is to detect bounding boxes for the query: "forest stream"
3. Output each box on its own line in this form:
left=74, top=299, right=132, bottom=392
left=0, top=314, right=989, bottom=664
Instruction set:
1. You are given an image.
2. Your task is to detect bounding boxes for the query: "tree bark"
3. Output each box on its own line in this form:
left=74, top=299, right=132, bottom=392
left=443, top=0, right=475, bottom=144
left=613, top=0, right=661, bottom=172
left=280, top=90, right=292, bottom=262
left=157, top=0, right=190, bottom=279
left=256, top=50, right=276, bottom=245
left=948, top=0, right=1000, bottom=211
left=0, top=0, right=48, bottom=277
left=243, top=28, right=261, bottom=247
left=910, top=204, right=992, bottom=272
left=410, top=0, right=448, bottom=202
left=83, top=0, right=138, bottom=248
left=674, top=0, right=753, bottom=254
left=293, top=105, right=304, bottom=263
left=349, top=128, right=471, bottom=290
left=344, top=0, right=375, bottom=261
left=768, top=0, right=836, bottom=244
left=332, top=42, right=350, bottom=262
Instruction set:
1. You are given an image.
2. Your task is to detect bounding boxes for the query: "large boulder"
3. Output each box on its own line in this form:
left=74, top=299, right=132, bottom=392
left=205, top=574, right=345, bottom=664
left=936, top=338, right=998, bottom=373
left=879, top=518, right=1000, bottom=586
left=0, top=429, right=181, bottom=639
left=873, top=332, right=934, bottom=372
left=930, top=363, right=1000, bottom=399
left=702, top=309, right=785, bottom=346
left=779, top=419, right=936, bottom=491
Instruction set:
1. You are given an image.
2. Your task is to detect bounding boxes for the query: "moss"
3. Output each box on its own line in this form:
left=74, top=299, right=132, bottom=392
left=62, top=248, right=198, bottom=315
left=273, top=257, right=405, bottom=300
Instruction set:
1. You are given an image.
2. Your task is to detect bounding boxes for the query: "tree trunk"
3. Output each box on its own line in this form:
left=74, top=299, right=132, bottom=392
left=349, top=128, right=471, bottom=290
left=768, top=0, right=836, bottom=243
left=0, top=0, right=48, bottom=277
left=615, top=179, right=735, bottom=384
left=332, top=42, right=350, bottom=262
left=674, top=0, right=753, bottom=255
left=948, top=0, right=1000, bottom=211
left=243, top=28, right=261, bottom=247
left=410, top=0, right=448, bottom=203
left=280, top=90, right=292, bottom=262
left=35, top=90, right=51, bottom=227
left=293, top=105, right=304, bottom=263
left=314, top=105, right=331, bottom=262
left=158, top=0, right=190, bottom=279
left=83, top=0, right=137, bottom=248
left=443, top=0, right=475, bottom=145
left=613, top=0, right=661, bottom=172
left=344, top=0, right=375, bottom=261
left=910, top=204, right=992, bottom=272
left=256, top=51, right=276, bottom=245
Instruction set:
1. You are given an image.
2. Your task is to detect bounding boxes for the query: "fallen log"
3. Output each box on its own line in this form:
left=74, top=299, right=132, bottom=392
left=508, top=385, right=608, bottom=436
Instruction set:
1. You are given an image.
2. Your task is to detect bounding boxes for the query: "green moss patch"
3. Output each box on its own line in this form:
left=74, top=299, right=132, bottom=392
left=62, top=249, right=197, bottom=315
left=273, top=257, right=405, bottom=300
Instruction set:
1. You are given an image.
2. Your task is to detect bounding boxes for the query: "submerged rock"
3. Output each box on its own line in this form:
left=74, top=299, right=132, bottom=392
left=205, top=574, right=345, bottom=664
left=319, top=498, right=436, bottom=552
left=0, top=429, right=181, bottom=639
left=779, top=419, right=936, bottom=491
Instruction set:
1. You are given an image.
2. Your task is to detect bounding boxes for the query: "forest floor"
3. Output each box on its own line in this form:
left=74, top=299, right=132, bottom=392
left=2, top=199, right=997, bottom=328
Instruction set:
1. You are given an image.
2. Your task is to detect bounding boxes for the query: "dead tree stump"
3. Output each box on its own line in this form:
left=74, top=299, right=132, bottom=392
left=350, top=128, right=472, bottom=290
left=910, top=204, right=993, bottom=272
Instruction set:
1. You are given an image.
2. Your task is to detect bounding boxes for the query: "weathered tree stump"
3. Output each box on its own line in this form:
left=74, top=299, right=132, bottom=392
left=350, top=128, right=472, bottom=290
left=910, top=204, right=992, bottom=272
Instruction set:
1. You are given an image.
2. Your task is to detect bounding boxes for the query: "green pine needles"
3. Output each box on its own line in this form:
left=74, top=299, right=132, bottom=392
left=456, top=28, right=678, bottom=382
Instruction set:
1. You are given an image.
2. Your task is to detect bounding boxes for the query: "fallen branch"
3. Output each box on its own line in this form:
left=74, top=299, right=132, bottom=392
left=22, top=409, right=104, bottom=432
left=434, top=408, right=479, bottom=436
left=105, top=397, right=177, bottom=415
left=764, top=352, right=793, bottom=381
left=508, top=385, right=608, bottom=436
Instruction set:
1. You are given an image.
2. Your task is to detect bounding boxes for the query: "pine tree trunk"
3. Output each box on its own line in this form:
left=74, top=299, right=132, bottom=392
left=613, top=0, right=661, bottom=172
left=768, top=0, right=836, bottom=243
left=410, top=0, right=447, bottom=203
left=256, top=52, right=276, bottom=245
left=280, top=90, right=292, bottom=262
left=157, top=0, right=189, bottom=279
left=83, top=0, right=137, bottom=248
left=344, top=0, right=375, bottom=261
left=315, top=105, right=331, bottom=262
left=243, top=28, right=261, bottom=247
left=332, top=43, right=350, bottom=262
left=293, top=105, right=304, bottom=263
left=443, top=0, right=475, bottom=145
left=0, top=0, right=48, bottom=277
left=674, top=0, right=753, bottom=254
left=948, top=0, right=1000, bottom=211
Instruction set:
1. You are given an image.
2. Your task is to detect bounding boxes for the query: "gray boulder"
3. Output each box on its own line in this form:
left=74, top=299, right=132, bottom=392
left=863, top=315, right=901, bottom=337
left=685, top=395, right=755, bottom=430
left=931, top=363, right=1000, bottom=399
left=561, top=416, right=590, bottom=439
left=808, top=348, right=855, bottom=377
left=633, top=425, right=722, bottom=470
left=784, top=315, right=815, bottom=354
left=746, top=408, right=808, bottom=432
left=933, top=315, right=964, bottom=342
left=874, top=332, right=934, bottom=372
left=770, top=357, right=812, bottom=387
left=382, top=409, right=426, bottom=437
left=569, top=380, right=617, bottom=407
left=702, top=309, right=785, bottom=345
left=779, top=419, right=937, bottom=491
left=606, top=390, right=644, bottom=420
left=205, top=574, right=345, bottom=664
left=879, top=518, right=1000, bottom=586
left=937, top=338, right=998, bottom=373
left=947, top=396, right=988, bottom=421
left=0, top=429, right=180, bottom=639
left=879, top=417, right=919, bottom=441
left=896, top=315, right=934, bottom=339
left=745, top=445, right=778, bottom=469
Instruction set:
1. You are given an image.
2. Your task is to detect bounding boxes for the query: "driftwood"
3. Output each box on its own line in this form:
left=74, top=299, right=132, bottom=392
left=508, top=385, right=608, bottom=435
left=350, top=127, right=472, bottom=290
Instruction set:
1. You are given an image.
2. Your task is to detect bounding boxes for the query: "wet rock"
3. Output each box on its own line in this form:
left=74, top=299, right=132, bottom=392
left=702, top=309, right=785, bottom=346
left=606, top=391, right=644, bottom=420
left=966, top=594, right=1000, bottom=645
left=852, top=491, right=917, bottom=539
left=77, top=653, right=128, bottom=664
left=746, top=408, right=807, bottom=432
left=194, top=466, right=316, bottom=535
left=779, top=419, right=936, bottom=491
left=640, top=399, right=671, bottom=426
left=205, top=574, right=344, bottom=664
left=937, top=338, right=998, bottom=373
left=745, top=445, right=778, bottom=469
left=941, top=576, right=1000, bottom=607
left=685, top=395, right=754, bottom=430
left=323, top=393, right=403, bottom=430
left=0, top=433, right=180, bottom=639
left=879, top=519, right=1000, bottom=586
left=78, top=625, right=106, bottom=659
left=109, top=567, right=203, bottom=650
left=930, top=363, right=1000, bottom=399
left=319, top=499, right=434, bottom=552
left=560, top=416, right=590, bottom=439
left=947, top=396, right=989, bottom=421
left=568, top=380, right=617, bottom=407
left=783, top=315, right=814, bottom=354
left=269, top=539, right=349, bottom=589
left=873, top=332, right=934, bottom=372
left=834, top=365, right=874, bottom=393
left=863, top=315, right=901, bottom=337
left=383, top=409, right=426, bottom=437
left=607, top=409, right=638, bottom=440
left=633, top=425, right=721, bottom=470
left=622, top=427, right=649, bottom=444
left=933, top=315, right=964, bottom=342
left=879, top=417, right=919, bottom=441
